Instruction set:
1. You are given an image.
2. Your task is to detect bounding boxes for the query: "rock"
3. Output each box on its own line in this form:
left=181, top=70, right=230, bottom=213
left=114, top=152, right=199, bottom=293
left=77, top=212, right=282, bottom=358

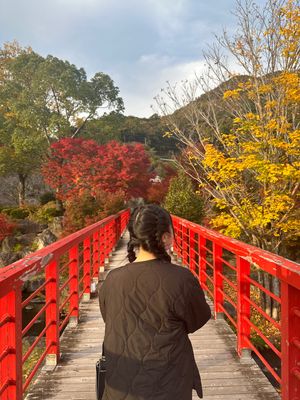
left=15, top=219, right=47, bottom=235
left=2, top=233, right=36, bottom=253
left=0, top=252, right=20, bottom=268
left=48, top=217, right=63, bottom=237
left=33, top=229, right=57, bottom=250
left=1, top=236, right=19, bottom=253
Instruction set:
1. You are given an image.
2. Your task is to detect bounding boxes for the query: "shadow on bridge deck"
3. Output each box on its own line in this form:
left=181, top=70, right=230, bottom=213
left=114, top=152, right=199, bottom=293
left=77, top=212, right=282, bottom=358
left=25, top=233, right=280, bottom=400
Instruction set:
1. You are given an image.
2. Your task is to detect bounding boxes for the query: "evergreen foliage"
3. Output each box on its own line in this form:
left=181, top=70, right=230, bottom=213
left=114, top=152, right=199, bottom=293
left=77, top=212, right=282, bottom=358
left=164, top=171, right=204, bottom=224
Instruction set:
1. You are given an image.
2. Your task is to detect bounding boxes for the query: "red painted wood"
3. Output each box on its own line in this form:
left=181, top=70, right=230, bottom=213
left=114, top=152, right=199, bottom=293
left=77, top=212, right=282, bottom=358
left=83, top=238, right=91, bottom=294
left=45, top=260, right=60, bottom=363
left=237, top=256, right=251, bottom=356
left=92, top=231, right=100, bottom=279
left=182, top=224, right=188, bottom=266
left=199, top=235, right=207, bottom=288
left=189, top=231, right=196, bottom=273
left=69, top=246, right=79, bottom=320
left=0, top=209, right=129, bottom=399
left=281, top=282, right=300, bottom=400
left=0, top=211, right=130, bottom=294
left=213, top=243, right=223, bottom=317
left=171, top=214, right=300, bottom=398
left=99, top=227, right=105, bottom=267
left=0, top=286, right=22, bottom=400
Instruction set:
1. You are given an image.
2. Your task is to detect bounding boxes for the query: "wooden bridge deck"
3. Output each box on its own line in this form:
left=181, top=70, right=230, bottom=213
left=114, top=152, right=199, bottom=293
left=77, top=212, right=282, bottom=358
left=26, top=233, right=280, bottom=400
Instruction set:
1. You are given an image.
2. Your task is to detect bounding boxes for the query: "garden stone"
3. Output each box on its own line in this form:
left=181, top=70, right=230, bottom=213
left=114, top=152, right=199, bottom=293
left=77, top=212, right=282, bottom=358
left=0, top=252, right=20, bottom=268
left=48, top=217, right=63, bottom=237
left=33, top=229, right=57, bottom=250
left=16, top=219, right=47, bottom=235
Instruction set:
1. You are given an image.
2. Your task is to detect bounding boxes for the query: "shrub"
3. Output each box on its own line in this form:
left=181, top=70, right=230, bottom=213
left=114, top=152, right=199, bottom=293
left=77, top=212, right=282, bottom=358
left=32, top=201, right=63, bottom=224
left=164, top=171, right=204, bottom=223
left=0, top=213, right=16, bottom=241
left=63, top=190, right=126, bottom=236
left=2, top=207, right=30, bottom=219
left=40, top=191, right=56, bottom=205
left=13, top=243, right=23, bottom=252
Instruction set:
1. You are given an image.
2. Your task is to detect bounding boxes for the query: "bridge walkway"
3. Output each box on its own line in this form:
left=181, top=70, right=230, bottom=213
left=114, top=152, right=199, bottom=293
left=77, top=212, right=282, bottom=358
left=25, top=233, right=280, bottom=400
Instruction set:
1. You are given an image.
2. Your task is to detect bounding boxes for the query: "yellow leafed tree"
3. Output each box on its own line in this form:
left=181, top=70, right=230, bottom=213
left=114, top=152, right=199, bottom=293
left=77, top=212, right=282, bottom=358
left=155, top=0, right=300, bottom=319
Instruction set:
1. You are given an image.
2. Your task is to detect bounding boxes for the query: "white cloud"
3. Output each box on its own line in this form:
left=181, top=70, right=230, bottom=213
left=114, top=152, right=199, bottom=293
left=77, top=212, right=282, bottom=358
left=122, top=56, right=207, bottom=117
left=1, top=0, right=262, bottom=118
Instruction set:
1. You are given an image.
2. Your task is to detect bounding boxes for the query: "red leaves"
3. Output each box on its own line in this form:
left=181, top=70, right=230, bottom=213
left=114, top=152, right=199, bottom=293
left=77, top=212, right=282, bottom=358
left=147, top=164, right=177, bottom=204
left=0, top=213, right=15, bottom=241
left=42, top=138, right=153, bottom=201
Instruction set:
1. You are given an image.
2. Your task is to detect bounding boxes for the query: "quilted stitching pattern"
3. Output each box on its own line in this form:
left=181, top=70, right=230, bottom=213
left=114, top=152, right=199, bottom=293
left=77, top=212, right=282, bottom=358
left=99, top=260, right=211, bottom=400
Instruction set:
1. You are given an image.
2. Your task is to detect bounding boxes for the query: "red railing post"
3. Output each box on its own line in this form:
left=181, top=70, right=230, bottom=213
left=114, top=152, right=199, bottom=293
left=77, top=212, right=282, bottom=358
left=172, top=218, right=178, bottom=256
left=45, top=259, right=60, bottom=368
left=237, top=256, right=251, bottom=358
left=109, top=221, right=113, bottom=254
left=104, top=224, right=110, bottom=266
left=0, top=286, right=22, bottom=400
left=182, top=224, right=188, bottom=267
left=110, top=221, right=114, bottom=253
left=69, top=246, right=79, bottom=326
left=113, top=218, right=117, bottom=250
left=92, top=231, right=100, bottom=280
left=176, top=220, right=183, bottom=262
left=213, top=243, right=223, bottom=318
left=281, top=282, right=300, bottom=400
left=99, top=227, right=105, bottom=273
left=83, top=238, right=91, bottom=301
left=189, top=229, right=196, bottom=273
left=199, top=235, right=207, bottom=288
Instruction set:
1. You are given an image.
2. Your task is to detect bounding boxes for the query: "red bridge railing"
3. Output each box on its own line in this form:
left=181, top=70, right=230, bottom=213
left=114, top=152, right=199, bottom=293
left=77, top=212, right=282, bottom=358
left=172, top=215, right=300, bottom=400
left=0, top=209, right=130, bottom=400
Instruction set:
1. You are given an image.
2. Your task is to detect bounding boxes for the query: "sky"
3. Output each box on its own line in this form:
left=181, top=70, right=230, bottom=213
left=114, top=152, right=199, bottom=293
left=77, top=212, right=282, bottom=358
left=0, top=0, right=265, bottom=117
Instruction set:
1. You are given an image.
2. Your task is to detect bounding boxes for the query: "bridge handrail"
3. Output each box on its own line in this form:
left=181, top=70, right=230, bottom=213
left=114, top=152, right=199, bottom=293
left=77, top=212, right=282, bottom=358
left=0, top=209, right=130, bottom=400
left=172, top=215, right=300, bottom=400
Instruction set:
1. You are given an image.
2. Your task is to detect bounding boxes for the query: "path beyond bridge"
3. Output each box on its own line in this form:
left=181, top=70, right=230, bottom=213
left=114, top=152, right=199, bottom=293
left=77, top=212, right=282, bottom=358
left=26, top=233, right=280, bottom=400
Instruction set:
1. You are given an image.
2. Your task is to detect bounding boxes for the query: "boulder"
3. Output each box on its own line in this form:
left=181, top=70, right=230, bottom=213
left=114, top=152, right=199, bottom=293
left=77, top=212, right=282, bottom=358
left=0, top=252, right=20, bottom=268
left=15, top=219, right=47, bottom=235
left=33, top=229, right=57, bottom=250
left=1, top=236, right=19, bottom=253
left=48, top=217, right=63, bottom=237
left=1, top=233, right=36, bottom=253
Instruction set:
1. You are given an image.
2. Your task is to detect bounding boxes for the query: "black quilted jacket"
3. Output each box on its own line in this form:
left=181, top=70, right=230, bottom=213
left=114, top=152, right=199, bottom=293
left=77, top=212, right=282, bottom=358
left=99, top=259, right=211, bottom=400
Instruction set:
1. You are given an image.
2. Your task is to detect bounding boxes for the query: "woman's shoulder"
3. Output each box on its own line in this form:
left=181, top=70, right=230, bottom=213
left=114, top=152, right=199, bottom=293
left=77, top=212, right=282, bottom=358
left=106, top=260, right=193, bottom=280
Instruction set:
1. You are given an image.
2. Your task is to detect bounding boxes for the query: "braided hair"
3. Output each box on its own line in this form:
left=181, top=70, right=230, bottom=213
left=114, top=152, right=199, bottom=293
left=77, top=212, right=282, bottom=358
left=127, top=204, right=173, bottom=263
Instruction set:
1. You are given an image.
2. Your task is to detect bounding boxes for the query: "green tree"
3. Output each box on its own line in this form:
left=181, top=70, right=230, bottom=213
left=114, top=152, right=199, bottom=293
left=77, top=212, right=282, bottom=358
left=164, top=171, right=204, bottom=223
left=0, top=132, right=46, bottom=205
left=0, top=43, right=124, bottom=205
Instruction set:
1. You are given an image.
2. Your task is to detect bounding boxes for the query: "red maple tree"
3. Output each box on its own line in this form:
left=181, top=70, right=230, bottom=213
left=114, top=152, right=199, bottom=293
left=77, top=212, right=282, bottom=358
left=42, top=138, right=153, bottom=201
left=147, top=164, right=177, bottom=204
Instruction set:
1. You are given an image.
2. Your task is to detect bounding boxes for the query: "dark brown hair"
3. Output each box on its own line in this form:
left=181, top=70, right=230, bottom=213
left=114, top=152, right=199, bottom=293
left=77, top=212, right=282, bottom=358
left=127, top=204, right=172, bottom=263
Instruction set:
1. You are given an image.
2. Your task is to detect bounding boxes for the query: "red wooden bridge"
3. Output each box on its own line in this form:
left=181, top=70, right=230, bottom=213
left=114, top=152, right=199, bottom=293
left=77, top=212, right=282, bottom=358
left=0, top=209, right=299, bottom=399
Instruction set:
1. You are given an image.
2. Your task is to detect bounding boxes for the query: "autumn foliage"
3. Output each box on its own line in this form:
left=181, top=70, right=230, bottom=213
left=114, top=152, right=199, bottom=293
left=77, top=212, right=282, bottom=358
left=147, top=165, right=176, bottom=204
left=0, top=213, right=15, bottom=241
left=156, top=0, right=300, bottom=259
left=42, top=138, right=153, bottom=201
left=62, top=190, right=126, bottom=236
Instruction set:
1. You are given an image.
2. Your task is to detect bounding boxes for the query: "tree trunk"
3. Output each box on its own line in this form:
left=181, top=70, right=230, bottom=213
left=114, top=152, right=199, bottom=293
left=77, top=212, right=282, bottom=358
left=257, top=269, right=266, bottom=311
left=271, top=276, right=280, bottom=321
left=18, top=174, right=27, bottom=206
left=263, top=272, right=272, bottom=317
